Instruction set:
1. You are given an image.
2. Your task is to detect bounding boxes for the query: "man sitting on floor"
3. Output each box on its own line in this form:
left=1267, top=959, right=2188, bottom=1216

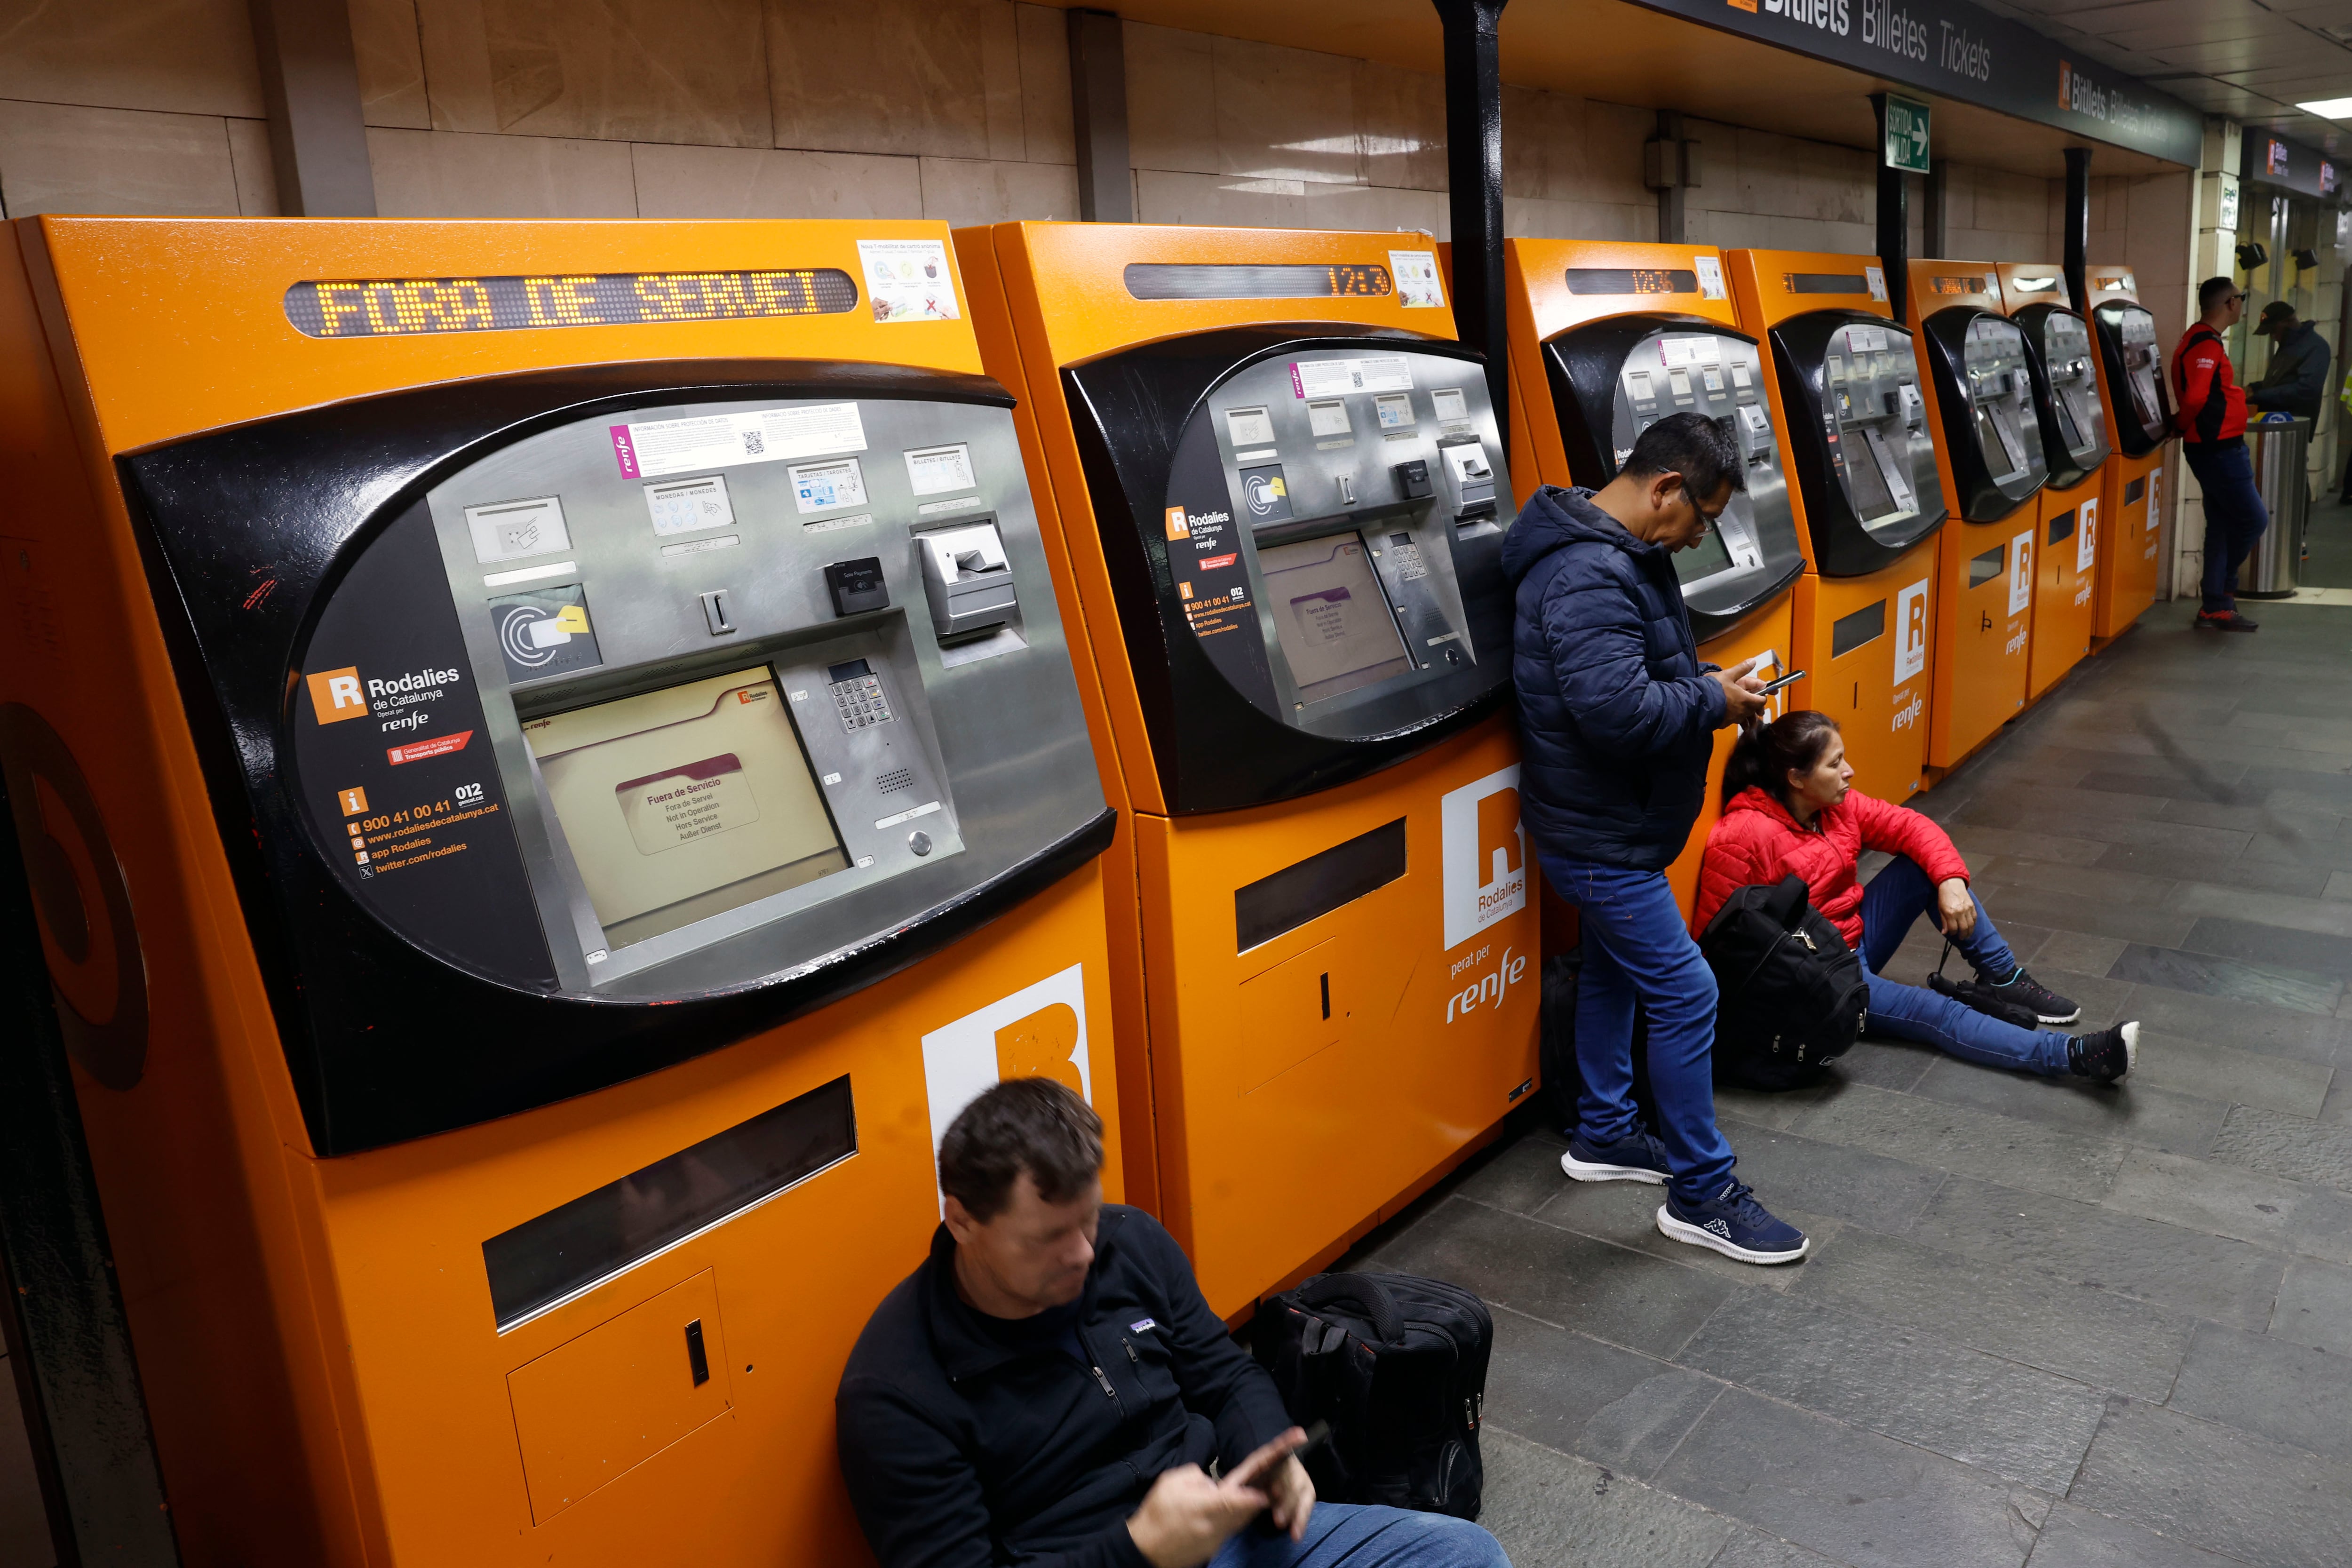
left=837, top=1078, right=1512, bottom=1568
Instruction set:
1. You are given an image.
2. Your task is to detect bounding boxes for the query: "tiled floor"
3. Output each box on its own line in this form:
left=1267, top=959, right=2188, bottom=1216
left=1347, top=596, right=2352, bottom=1568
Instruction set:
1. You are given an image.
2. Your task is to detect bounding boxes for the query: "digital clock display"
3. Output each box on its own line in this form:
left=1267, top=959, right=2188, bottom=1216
left=1122, top=263, right=1393, bottom=300
left=1563, top=268, right=1698, bottom=296
left=283, top=268, right=860, bottom=338
left=1929, top=275, right=1990, bottom=296
left=1785, top=272, right=1869, bottom=295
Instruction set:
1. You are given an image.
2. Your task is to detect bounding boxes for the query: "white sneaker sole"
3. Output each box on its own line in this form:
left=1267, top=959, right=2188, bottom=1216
left=2037, top=1007, right=2082, bottom=1026
left=1655, top=1205, right=1811, bottom=1265
left=1560, top=1149, right=1667, bottom=1185
left=2119, top=1020, right=2139, bottom=1075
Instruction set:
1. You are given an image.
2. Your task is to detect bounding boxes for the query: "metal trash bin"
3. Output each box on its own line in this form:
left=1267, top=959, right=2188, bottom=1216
left=2241, top=414, right=2311, bottom=599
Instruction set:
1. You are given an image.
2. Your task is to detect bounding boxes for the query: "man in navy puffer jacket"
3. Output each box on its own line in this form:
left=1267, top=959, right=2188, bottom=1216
left=1505, top=413, right=1808, bottom=1266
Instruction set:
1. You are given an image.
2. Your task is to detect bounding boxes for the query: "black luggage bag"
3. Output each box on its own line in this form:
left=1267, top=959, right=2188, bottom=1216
left=1250, top=1272, right=1492, bottom=1519
left=1698, top=873, right=1867, bottom=1089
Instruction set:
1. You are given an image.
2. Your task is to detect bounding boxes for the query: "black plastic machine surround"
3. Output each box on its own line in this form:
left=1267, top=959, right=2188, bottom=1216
left=1919, top=306, right=2042, bottom=523
left=1540, top=311, right=1805, bottom=642
left=1768, top=309, right=1949, bottom=578
left=1062, top=326, right=1508, bottom=815
left=2091, top=300, right=2172, bottom=458
left=119, top=361, right=1115, bottom=1155
left=2012, top=301, right=2112, bottom=491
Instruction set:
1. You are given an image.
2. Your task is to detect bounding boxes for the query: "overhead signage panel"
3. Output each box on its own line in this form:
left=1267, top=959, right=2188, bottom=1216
left=1653, top=0, right=2201, bottom=167
left=2242, top=131, right=2344, bottom=206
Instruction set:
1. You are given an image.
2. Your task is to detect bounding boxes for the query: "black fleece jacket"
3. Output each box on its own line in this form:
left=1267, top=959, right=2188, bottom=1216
left=836, top=1206, right=1292, bottom=1568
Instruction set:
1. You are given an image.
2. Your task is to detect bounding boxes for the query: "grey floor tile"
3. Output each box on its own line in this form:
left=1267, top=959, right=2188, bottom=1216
left=1528, top=1178, right=1840, bottom=1295
left=1825, top=1040, right=1939, bottom=1095
left=1965, top=781, right=2178, bottom=825
left=2207, top=1104, right=2352, bottom=1193
left=2167, top=1321, right=2352, bottom=1462
left=2030, top=932, right=2128, bottom=979
left=1476, top=1428, right=1737, bottom=1568
left=2110, top=984, right=2347, bottom=1067
left=1711, top=1532, right=1853, bottom=1568
left=1906, top=1056, right=2225, bottom=1162
left=2102, top=1147, right=2352, bottom=1266
left=1712, top=1080, right=1833, bottom=1131
left=2068, top=1400, right=2352, bottom=1568
left=1952, top=881, right=2199, bottom=947
left=2270, top=1259, right=2352, bottom=1357
left=1909, top=1176, right=2286, bottom=1330
left=2106, top=944, right=2343, bottom=1018
left=2239, top=832, right=2352, bottom=874
left=1786, top=1082, right=2128, bottom=1201
left=2168, top=879, right=2352, bottom=942
left=2072, top=754, right=2254, bottom=791
left=1788, top=1228, right=2196, bottom=1401
left=1674, top=1292, right=2103, bottom=1493
left=1650, top=1388, right=2047, bottom=1568
left=1708, top=1120, right=1947, bottom=1235
left=1978, top=857, right=2180, bottom=907
left=1972, top=810, right=2254, bottom=867
left=2124, top=1032, right=2335, bottom=1118
left=1484, top=1305, right=1722, bottom=1479
left=2023, top=1500, right=2268, bottom=1568
left=1371, top=1197, right=1736, bottom=1358
left=2109, top=842, right=2340, bottom=899
left=1455, top=1133, right=1582, bottom=1218
left=2181, top=915, right=2352, bottom=983
left=1947, top=825, right=2107, bottom=868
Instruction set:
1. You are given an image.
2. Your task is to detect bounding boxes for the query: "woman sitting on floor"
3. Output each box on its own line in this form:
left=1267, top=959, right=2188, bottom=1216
left=1695, top=709, right=2139, bottom=1084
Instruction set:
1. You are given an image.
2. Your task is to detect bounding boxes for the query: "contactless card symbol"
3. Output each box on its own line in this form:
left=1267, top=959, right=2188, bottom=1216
left=1240, top=464, right=1292, bottom=522
left=490, top=584, right=603, bottom=683
left=306, top=666, right=368, bottom=724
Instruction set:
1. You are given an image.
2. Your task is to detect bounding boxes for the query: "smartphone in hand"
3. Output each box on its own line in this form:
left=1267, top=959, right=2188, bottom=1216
left=1755, top=668, right=1805, bottom=698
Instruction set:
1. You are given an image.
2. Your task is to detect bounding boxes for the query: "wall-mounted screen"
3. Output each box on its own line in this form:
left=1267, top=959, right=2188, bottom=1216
left=285, top=270, right=858, bottom=337
left=1256, top=533, right=1413, bottom=705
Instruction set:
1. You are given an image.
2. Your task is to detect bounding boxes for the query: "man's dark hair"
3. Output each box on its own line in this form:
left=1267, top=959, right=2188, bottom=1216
left=2199, top=276, right=2238, bottom=312
left=1622, top=410, right=1745, bottom=499
left=938, top=1078, right=1104, bottom=1221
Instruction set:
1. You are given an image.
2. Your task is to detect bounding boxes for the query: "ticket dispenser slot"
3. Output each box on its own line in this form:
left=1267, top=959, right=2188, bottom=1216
left=1922, top=308, right=2049, bottom=521
left=2013, top=303, right=2111, bottom=489
left=1541, top=315, right=1805, bottom=641
left=2092, top=299, right=2172, bottom=457
left=1767, top=310, right=1950, bottom=576
left=119, top=370, right=1111, bottom=1152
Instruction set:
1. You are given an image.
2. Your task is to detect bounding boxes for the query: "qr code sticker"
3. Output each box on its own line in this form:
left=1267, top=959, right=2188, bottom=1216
left=742, top=430, right=766, bottom=456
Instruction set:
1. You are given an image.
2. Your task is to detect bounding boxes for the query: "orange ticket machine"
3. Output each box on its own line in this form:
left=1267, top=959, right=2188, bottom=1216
left=1907, top=262, right=2049, bottom=773
left=1502, top=240, right=1804, bottom=913
left=2084, top=266, right=2174, bottom=640
left=960, top=224, right=1537, bottom=1315
left=0, top=217, right=1120, bottom=1568
left=1725, top=252, right=1947, bottom=804
left=1996, top=263, right=2113, bottom=699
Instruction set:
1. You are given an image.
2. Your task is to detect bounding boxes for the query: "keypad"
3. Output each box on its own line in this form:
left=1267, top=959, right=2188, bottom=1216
left=830, top=672, right=895, bottom=731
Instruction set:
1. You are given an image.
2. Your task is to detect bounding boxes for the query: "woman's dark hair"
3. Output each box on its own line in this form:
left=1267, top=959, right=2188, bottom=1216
left=1723, top=709, right=1842, bottom=806
left=938, top=1077, right=1104, bottom=1221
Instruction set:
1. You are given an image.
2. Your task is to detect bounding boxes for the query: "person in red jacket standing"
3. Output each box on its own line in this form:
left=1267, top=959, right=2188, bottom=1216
left=2175, top=277, right=2268, bottom=632
left=1696, top=712, right=2139, bottom=1083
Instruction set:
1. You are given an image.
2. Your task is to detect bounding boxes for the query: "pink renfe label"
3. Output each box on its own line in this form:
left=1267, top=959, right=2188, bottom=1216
left=1289, top=365, right=1305, bottom=398
left=609, top=423, right=641, bottom=478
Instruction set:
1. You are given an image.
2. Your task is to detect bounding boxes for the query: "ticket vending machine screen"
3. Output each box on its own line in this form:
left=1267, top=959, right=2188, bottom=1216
left=2015, top=305, right=2112, bottom=489
left=1918, top=311, right=2049, bottom=520
left=1064, top=333, right=1511, bottom=811
left=124, top=376, right=1106, bottom=1150
left=1542, top=319, right=1804, bottom=641
left=2092, top=301, right=2171, bottom=456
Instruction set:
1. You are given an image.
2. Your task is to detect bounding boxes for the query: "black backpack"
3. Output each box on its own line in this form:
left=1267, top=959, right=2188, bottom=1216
left=1250, top=1273, right=1492, bottom=1519
left=1699, top=874, right=1867, bottom=1089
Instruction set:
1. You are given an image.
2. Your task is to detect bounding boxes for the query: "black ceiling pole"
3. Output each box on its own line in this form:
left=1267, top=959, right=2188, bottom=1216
left=2063, top=148, right=2092, bottom=310
left=1871, top=94, right=1908, bottom=322
left=1434, top=0, right=1510, bottom=433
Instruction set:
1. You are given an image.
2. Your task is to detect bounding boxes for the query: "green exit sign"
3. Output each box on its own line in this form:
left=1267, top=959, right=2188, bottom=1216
left=1883, top=96, right=1931, bottom=174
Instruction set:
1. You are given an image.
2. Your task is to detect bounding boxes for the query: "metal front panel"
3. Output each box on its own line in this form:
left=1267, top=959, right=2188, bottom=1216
left=2034, top=310, right=2112, bottom=473
left=1822, top=321, right=1944, bottom=544
left=1959, top=316, right=2049, bottom=500
left=1602, top=327, right=1801, bottom=622
left=396, top=394, right=1098, bottom=996
left=2098, top=302, right=2170, bottom=451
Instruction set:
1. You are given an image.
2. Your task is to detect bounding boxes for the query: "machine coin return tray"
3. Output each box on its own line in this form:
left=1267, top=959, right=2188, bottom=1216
left=1233, top=819, right=1407, bottom=953
left=483, top=1075, right=855, bottom=1330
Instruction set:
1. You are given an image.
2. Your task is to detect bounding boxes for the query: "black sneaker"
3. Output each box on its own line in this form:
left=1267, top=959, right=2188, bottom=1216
left=1560, top=1129, right=1671, bottom=1185
left=2069, top=1021, right=2140, bottom=1084
left=1990, top=969, right=2079, bottom=1025
left=2195, top=610, right=2260, bottom=632
left=1656, top=1179, right=1810, bottom=1265
left=1929, top=971, right=2041, bottom=1031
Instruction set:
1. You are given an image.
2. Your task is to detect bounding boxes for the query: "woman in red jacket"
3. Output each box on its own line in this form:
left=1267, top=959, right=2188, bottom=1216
left=1696, top=711, right=2138, bottom=1083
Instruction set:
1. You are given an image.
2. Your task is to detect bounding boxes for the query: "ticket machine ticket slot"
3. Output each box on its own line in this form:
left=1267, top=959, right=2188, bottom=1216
left=916, top=519, right=1019, bottom=642
left=1435, top=438, right=1497, bottom=520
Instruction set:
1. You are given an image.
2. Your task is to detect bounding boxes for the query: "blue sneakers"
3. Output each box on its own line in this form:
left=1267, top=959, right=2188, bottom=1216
left=1559, top=1129, right=1672, bottom=1185
left=1656, top=1179, right=1810, bottom=1265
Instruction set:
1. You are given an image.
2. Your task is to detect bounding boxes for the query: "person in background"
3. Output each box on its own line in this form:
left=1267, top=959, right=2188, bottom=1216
left=1696, top=711, right=2140, bottom=1085
left=1504, top=410, right=1810, bottom=1268
left=2336, top=358, right=2352, bottom=505
left=2174, top=277, right=2268, bottom=632
left=836, top=1079, right=1512, bottom=1568
left=2248, top=301, right=2332, bottom=422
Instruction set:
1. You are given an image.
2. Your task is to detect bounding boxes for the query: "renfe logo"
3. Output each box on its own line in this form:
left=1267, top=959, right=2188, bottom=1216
left=1893, top=579, right=1929, bottom=684
left=921, top=965, right=1092, bottom=1209
left=2008, top=531, right=2034, bottom=617
left=306, top=667, right=368, bottom=724
left=1442, top=764, right=1526, bottom=950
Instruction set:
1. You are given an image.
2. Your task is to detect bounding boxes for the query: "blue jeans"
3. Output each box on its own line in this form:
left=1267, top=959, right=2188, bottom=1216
left=1857, top=855, right=2072, bottom=1076
left=1542, top=855, right=1735, bottom=1204
left=1209, top=1503, right=1510, bottom=1568
left=2185, top=441, right=2271, bottom=612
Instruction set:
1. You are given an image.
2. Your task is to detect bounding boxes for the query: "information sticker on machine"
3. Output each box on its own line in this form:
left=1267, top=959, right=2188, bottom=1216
left=643, top=476, right=733, bottom=537
left=1292, top=356, right=1414, bottom=399
left=791, top=457, right=868, bottom=513
left=1692, top=255, right=1726, bottom=300
left=1389, top=250, right=1446, bottom=309
left=1865, top=265, right=1888, bottom=302
left=904, top=443, right=976, bottom=496
left=857, top=239, right=960, bottom=322
left=612, top=402, right=867, bottom=479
